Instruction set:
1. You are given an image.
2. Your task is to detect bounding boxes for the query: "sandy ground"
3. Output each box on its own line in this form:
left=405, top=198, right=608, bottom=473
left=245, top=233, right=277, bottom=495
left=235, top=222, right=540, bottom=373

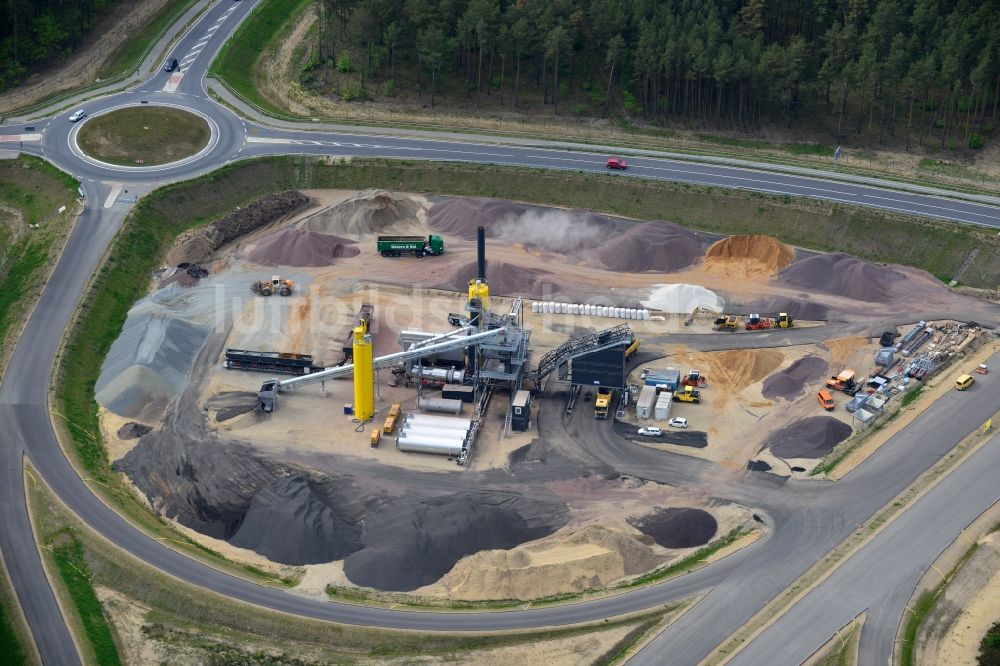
left=917, top=531, right=1000, bottom=666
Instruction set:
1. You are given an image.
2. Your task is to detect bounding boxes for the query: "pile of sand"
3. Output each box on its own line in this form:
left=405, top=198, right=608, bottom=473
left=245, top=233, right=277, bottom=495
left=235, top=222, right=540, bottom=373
left=692, top=349, right=785, bottom=393
left=343, top=493, right=565, bottom=591
left=297, top=189, right=424, bottom=236
left=762, top=356, right=830, bottom=400
left=598, top=222, right=705, bottom=272
left=642, top=283, right=724, bottom=313
left=424, top=524, right=664, bottom=601
left=779, top=253, right=903, bottom=302
left=437, top=260, right=560, bottom=298
left=248, top=228, right=359, bottom=267
left=166, top=191, right=309, bottom=266
left=766, top=416, right=853, bottom=459
left=703, top=235, right=795, bottom=277
left=627, top=507, right=718, bottom=549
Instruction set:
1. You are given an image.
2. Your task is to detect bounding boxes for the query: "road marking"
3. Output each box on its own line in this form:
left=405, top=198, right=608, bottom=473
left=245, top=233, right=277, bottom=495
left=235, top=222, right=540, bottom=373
left=162, top=72, right=183, bottom=92
left=246, top=137, right=294, bottom=144
left=105, top=184, right=122, bottom=208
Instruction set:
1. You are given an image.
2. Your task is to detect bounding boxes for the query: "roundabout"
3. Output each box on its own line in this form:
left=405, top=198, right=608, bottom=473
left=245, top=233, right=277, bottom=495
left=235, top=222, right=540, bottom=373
left=74, top=104, right=211, bottom=167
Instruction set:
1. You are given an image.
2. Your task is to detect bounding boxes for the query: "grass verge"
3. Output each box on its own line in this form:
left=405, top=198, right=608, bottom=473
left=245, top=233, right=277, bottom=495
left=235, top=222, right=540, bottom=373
left=0, top=563, right=30, bottom=666
left=44, top=532, right=121, bottom=665
left=24, top=466, right=668, bottom=663
left=77, top=107, right=209, bottom=166
left=97, top=0, right=198, bottom=80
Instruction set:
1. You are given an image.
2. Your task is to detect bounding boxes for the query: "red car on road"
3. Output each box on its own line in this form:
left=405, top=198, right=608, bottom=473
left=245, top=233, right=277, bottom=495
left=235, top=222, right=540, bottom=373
left=606, top=157, right=627, bottom=170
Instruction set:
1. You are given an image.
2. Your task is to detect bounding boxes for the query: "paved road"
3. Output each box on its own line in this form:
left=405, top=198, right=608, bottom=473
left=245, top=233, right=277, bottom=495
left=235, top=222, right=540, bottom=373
left=0, top=1, right=999, bottom=664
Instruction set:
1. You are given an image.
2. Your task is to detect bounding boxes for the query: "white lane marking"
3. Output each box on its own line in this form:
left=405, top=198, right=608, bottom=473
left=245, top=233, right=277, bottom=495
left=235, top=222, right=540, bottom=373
left=162, top=72, right=183, bottom=92
left=193, top=39, right=208, bottom=48
left=105, top=184, right=122, bottom=208
left=184, top=46, right=203, bottom=57
left=246, top=137, right=294, bottom=144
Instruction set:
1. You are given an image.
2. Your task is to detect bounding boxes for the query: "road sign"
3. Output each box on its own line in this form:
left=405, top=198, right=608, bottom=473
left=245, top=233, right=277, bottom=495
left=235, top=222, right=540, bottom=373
left=833, top=146, right=843, bottom=162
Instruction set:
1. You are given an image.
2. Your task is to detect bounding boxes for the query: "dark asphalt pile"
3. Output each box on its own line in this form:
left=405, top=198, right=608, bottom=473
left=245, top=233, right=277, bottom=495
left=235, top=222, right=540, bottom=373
left=766, top=416, right=853, bottom=459
left=206, top=391, right=261, bottom=422
left=627, top=507, right=718, bottom=549
left=343, top=493, right=565, bottom=591
left=743, top=298, right=830, bottom=321
left=779, top=253, right=903, bottom=302
left=166, top=190, right=310, bottom=265
left=248, top=228, right=359, bottom=267
left=437, top=260, right=558, bottom=298
left=762, top=356, right=830, bottom=400
left=598, top=222, right=705, bottom=272
left=229, top=474, right=363, bottom=565
left=116, top=422, right=151, bottom=439
left=426, top=197, right=532, bottom=239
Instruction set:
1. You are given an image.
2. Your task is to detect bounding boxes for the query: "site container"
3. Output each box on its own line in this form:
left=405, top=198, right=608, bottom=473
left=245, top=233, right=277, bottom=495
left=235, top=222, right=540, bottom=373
left=635, top=385, right=657, bottom=419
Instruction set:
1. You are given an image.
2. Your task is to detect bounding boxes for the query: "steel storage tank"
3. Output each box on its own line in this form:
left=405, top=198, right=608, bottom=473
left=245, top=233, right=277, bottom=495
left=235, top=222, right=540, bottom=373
left=418, top=397, right=463, bottom=414
left=399, top=426, right=467, bottom=442
left=396, top=435, right=465, bottom=456
left=410, top=366, right=465, bottom=384
left=406, top=414, right=473, bottom=428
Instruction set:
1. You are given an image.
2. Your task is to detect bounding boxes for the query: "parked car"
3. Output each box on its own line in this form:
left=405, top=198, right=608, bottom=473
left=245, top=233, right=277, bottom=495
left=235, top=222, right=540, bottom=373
left=68, top=109, right=86, bottom=122
left=637, top=426, right=662, bottom=437
left=164, top=58, right=179, bottom=72
left=667, top=417, right=688, bottom=429
left=606, top=157, right=627, bottom=170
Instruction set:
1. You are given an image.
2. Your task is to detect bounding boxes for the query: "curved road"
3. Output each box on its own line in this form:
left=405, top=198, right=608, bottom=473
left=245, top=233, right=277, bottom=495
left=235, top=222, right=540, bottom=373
left=1, top=1, right=999, bottom=664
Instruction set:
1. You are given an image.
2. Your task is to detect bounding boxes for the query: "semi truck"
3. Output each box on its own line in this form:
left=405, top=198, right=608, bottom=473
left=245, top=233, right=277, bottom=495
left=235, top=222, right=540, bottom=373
left=594, top=389, right=613, bottom=419
left=376, top=235, right=444, bottom=257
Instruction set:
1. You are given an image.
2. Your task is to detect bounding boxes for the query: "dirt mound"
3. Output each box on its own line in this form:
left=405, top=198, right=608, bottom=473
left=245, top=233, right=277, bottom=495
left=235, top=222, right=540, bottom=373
left=298, top=189, right=423, bottom=236
left=343, top=493, right=565, bottom=591
left=627, top=507, right=718, bottom=549
left=437, top=260, right=559, bottom=298
left=766, top=416, right=853, bottom=459
left=247, top=228, right=359, bottom=267
left=426, top=197, right=531, bottom=239
left=599, top=222, right=705, bottom=273
left=742, top=298, right=830, bottom=321
left=229, top=474, right=362, bottom=565
left=695, top=349, right=785, bottom=393
left=425, top=524, right=664, bottom=601
left=116, top=422, right=151, bottom=439
left=779, top=253, right=904, bottom=302
left=166, top=191, right=309, bottom=266
left=762, top=356, right=830, bottom=400
left=703, top=235, right=795, bottom=277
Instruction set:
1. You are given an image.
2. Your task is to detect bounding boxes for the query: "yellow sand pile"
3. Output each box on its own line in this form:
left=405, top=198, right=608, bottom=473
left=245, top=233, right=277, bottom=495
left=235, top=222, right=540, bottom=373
left=420, top=524, right=665, bottom=601
left=703, top=235, right=795, bottom=278
left=684, top=349, right=785, bottom=393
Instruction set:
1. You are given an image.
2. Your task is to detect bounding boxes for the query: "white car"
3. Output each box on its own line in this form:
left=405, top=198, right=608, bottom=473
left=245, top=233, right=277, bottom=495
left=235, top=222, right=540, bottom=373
left=637, top=426, right=662, bottom=437
left=668, top=417, right=688, bottom=429
left=68, top=109, right=87, bottom=122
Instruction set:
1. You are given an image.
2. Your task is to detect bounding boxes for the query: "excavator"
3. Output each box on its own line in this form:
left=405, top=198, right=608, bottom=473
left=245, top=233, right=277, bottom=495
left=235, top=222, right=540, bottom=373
left=252, top=275, right=295, bottom=297
left=686, top=306, right=723, bottom=327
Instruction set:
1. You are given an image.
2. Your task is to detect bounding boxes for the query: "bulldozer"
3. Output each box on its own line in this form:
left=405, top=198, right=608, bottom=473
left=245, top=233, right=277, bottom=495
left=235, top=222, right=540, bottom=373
left=672, top=385, right=702, bottom=403
left=252, top=275, right=295, bottom=297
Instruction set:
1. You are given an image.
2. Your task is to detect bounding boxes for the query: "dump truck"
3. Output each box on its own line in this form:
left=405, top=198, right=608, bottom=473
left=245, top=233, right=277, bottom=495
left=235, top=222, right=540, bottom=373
left=672, top=385, right=701, bottom=403
left=594, top=389, right=613, bottom=419
left=376, top=234, right=444, bottom=257
left=252, top=276, right=294, bottom=296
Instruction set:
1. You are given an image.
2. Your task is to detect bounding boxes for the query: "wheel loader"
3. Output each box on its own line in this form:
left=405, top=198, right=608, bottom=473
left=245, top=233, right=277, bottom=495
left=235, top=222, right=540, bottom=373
left=252, top=276, right=295, bottom=297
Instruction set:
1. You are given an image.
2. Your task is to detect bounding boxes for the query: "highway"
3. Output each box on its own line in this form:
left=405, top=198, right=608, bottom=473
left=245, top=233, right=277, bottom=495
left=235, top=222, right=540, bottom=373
left=0, top=1, right=999, bottom=664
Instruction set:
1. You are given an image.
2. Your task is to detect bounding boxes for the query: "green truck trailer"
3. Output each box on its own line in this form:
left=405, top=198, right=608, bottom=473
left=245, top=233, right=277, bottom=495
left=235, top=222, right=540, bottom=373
left=376, top=235, right=444, bottom=257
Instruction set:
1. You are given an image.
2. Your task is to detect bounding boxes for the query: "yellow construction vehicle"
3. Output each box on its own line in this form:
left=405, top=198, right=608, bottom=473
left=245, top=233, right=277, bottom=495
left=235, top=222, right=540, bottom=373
left=672, top=385, right=702, bottom=403
left=252, top=275, right=295, bottom=297
left=775, top=312, right=794, bottom=328
left=625, top=338, right=640, bottom=360
left=594, top=389, right=613, bottom=419
left=714, top=315, right=739, bottom=331
left=686, top=306, right=722, bottom=326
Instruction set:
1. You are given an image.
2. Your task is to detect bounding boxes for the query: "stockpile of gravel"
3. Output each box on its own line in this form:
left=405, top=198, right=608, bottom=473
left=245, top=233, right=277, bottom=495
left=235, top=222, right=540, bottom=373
left=427, top=197, right=531, bottom=239
left=762, top=356, right=830, bottom=400
left=743, top=298, right=830, bottom=321
left=116, top=422, right=151, bottom=439
left=437, top=260, right=559, bottom=298
left=248, top=228, right=359, bottom=267
left=166, top=190, right=310, bottom=265
left=599, top=222, right=705, bottom=272
left=229, top=474, right=363, bottom=565
left=779, top=253, right=903, bottom=302
left=766, top=416, right=853, bottom=459
left=627, top=507, right=718, bottom=549
left=343, top=493, right=564, bottom=591
left=299, top=189, right=424, bottom=236
left=206, top=392, right=261, bottom=422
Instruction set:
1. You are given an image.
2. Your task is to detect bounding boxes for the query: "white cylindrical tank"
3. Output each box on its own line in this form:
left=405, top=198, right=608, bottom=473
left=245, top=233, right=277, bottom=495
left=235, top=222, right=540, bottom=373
left=410, top=367, right=465, bottom=384
left=399, top=426, right=467, bottom=442
left=418, top=397, right=463, bottom=414
left=405, top=414, right=473, bottom=428
left=402, top=418, right=471, bottom=432
left=396, top=435, right=465, bottom=456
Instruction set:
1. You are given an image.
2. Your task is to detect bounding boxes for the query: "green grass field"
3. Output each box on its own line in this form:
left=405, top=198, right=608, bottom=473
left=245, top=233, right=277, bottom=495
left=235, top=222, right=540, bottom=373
left=0, top=592, right=28, bottom=666
left=77, top=107, right=209, bottom=166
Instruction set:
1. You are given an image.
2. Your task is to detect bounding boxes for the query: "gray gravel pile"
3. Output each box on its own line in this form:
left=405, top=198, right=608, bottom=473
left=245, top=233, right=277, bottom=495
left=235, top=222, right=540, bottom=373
left=116, top=422, right=151, bottom=439
left=298, top=189, right=424, bottom=236
left=229, top=473, right=364, bottom=565
left=741, top=298, right=830, bottom=321
left=628, top=507, right=718, bottom=548
left=206, top=391, right=261, bottom=422
left=437, top=260, right=559, bottom=298
left=779, top=253, right=903, bottom=302
left=427, top=197, right=531, bottom=239
left=762, top=356, right=830, bottom=400
left=599, top=222, right=706, bottom=273
left=343, top=493, right=565, bottom=591
left=166, top=190, right=310, bottom=265
left=248, top=229, right=359, bottom=267
left=766, top=416, right=853, bottom=459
